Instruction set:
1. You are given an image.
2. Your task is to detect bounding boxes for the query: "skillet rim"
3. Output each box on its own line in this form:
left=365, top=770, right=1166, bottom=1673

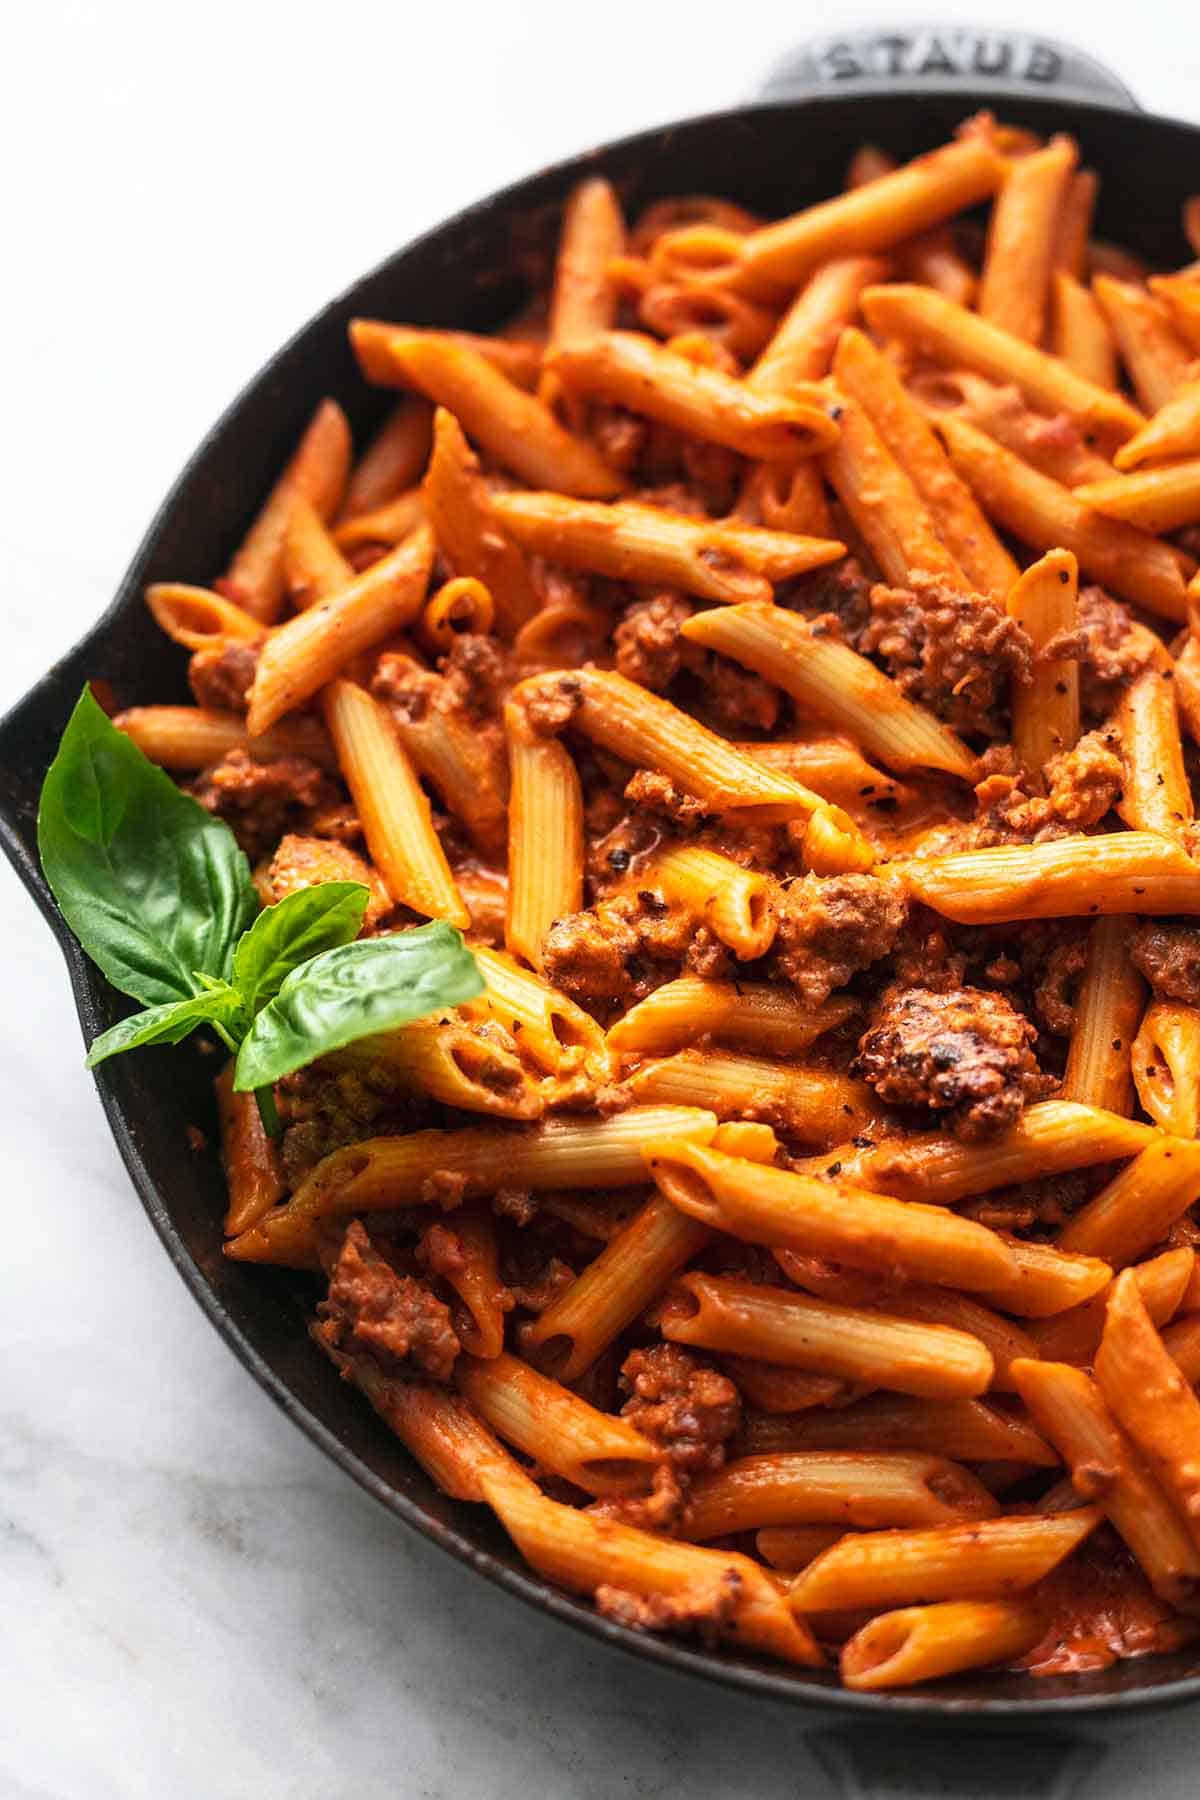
left=7, top=85, right=1200, bottom=1722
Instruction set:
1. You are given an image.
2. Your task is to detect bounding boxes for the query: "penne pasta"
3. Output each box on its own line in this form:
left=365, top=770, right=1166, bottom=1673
left=1076, top=462, right=1200, bottom=535
left=740, top=1394, right=1055, bottom=1466
left=332, top=486, right=426, bottom=555
left=1115, top=378, right=1200, bottom=472
left=1052, top=168, right=1099, bottom=281
left=283, top=499, right=355, bottom=610
left=1029, top=1247, right=1195, bottom=1366
left=1014, top=1358, right=1200, bottom=1610
left=748, top=256, right=888, bottom=392
left=643, top=846, right=777, bottom=959
left=247, top=524, right=435, bottom=735
left=1133, top=1001, right=1200, bottom=1138
left=606, top=979, right=856, bottom=1060
left=1097, top=1270, right=1200, bottom=1546
left=220, top=398, right=352, bottom=623
left=910, top=366, right=1114, bottom=488
left=437, top=1205, right=510, bottom=1360
left=978, top=135, right=1078, bottom=344
left=457, top=1352, right=658, bottom=1495
left=464, top=946, right=606, bottom=1077
left=1093, top=275, right=1196, bottom=414
left=903, top=832, right=1200, bottom=923
left=145, top=583, right=264, bottom=653
left=937, top=414, right=1190, bottom=621
left=680, top=603, right=977, bottom=781
left=789, top=1508, right=1101, bottom=1613
left=215, top=1063, right=285, bottom=1237
left=338, top=397, right=434, bottom=524
left=1006, top=550, right=1080, bottom=770
left=682, top=1451, right=997, bottom=1540
left=660, top=1272, right=996, bottom=1400
left=1062, top=918, right=1145, bottom=1116
left=840, top=1599, right=1045, bottom=1692
left=1058, top=1136, right=1200, bottom=1267
left=112, top=705, right=335, bottom=772
left=628, top=1050, right=879, bottom=1144
left=546, top=330, right=838, bottom=459
left=338, top=1016, right=543, bottom=1119
left=503, top=696, right=584, bottom=972
left=350, top=324, right=623, bottom=499
left=1051, top=271, right=1119, bottom=388
left=1114, top=654, right=1193, bottom=842
left=322, top=678, right=468, bottom=925
left=422, top=409, right=539, bottom=635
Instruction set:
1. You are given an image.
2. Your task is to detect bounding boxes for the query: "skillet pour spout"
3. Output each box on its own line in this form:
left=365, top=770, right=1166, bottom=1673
left=7, top=26, right=1200, bottom=1749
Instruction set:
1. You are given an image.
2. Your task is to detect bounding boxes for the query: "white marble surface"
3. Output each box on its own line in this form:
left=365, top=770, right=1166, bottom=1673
left=6, top=3, right=1200, bottom=1793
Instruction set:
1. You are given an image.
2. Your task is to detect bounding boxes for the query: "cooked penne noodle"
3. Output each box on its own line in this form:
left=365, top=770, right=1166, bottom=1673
left=378, top=654, right=508, bottom=861
left=755, top=1526, right=847, bottom=1572
left=1096, top=1270, right=1200, bottom=1548
left=876, top=1289, right=1041, bottom=1395
left=821, top=390, right=973, bottom=593
left=661, top=1271, right=994, bottom=1399
left=1062, top=918, right=1145, bottom=1115
left=747, top=256, right=889, bottom=392
left=1116, top=377, right=1200, bottom=473
left=112, top=705, right=335, bottom=772
left=481, top=1473, right=823, bottom=1666
left=226, top=1106, right=717, bottom=1268
left=437, top=1205, right=510, bottom=1359
left=792, top=1100, right=1155, bottom=1206
left=1178, top=635, right=1200, bottom=746
left=978, top=135, right=1078, bottom=343
left=503, top=697, right=584, bottom=972
left=350, top=324, right=622, bottom=499
left=840, top=1599, right=1045, bottom=1692
left=1114, top=655, right=1193, bottom=842
left=215, top=1064, right=285, bottom=1237
left=540, top=175, right=625, bottom=407
left=644, top=846, right=777, bottom=959
left=937, top=415, right=1189, bottom=620
left=338, top=397, right=434, bottom=523
left=975, top=1237, right=1113, bottom=1319
left=247, top=524, right=435, bottom=735
left=1133, top=1001, right=1200, bottom=1137
left=903, top=832, right=1200, bottom=923
left=606, top=979, right=856, bottom=1059
left=789, top=1508, right=1101, bottom=1614
left=220, top=398, right=352, bottom=622
left=1076, top=461, right=1200, bottom=535
left=512, top=667, right=824, bottom=818
left=145, top=583, right=264, bottom=653
left=910, top=366, right=1114, bottom=488
left=638, top=281, right=777, bottom=363
left=1029, top=1248, right=1195, bottom=1365
left=546, top=330, right=838, bottom=458
left=321, top=678, right=468, bottom=925
left=1052, top=168, right=1099, bottom=280
left=457, top=1352, right=658, bottom=1495
left=832, top=329, right=1018, bottom=598
left=734, top=739, right=910, bottom=811
left=735, top=458, right=832, bottom=540
left=730, top=1365, right=854, bottom=1416
left=523, top=1192, right=712, bottom=1382
left=1093, top=275, right=1196, bottom=414
left=862, top=283, right=1144, bottom=448
left=710, top=136, right=1004, bottom=299
left=844, top=147, right=974, bottom=301
left=681, top=603, right=976, bottom=781
left=1014, top=1358, right=1200, bottom=1610
left=1052, top=271, right=1119, bottom=388
left=420, top=576, right=495, bottom=650
left=1006, top=549, right=1080, bottom=769
left=464, top=946, right=606, bottom=1077
left=422, top=409, right=539, bottom=635
left=629, top=1050, right=879, bottom=1144
left=682, top=1451, right=997, bottom=1540
left=339, top=1016, right=542, bottom=1119
left=332, top=486, right=426, bottom=554
left=647, top=1138, right=1015, bottom=1292
left=283, top=499, right=355, bottom=610
left=1058, top=1135, right=1200, bottom=1267
left=741, top=1395, right=1054, bottom=1466
left=489, top=491, right=844, bottom=604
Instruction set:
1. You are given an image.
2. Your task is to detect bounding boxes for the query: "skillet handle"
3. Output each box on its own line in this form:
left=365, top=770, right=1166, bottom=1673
left=758, top=27, right=1140, bottom=110
left=809, top=1726, right=1106, bottom=1799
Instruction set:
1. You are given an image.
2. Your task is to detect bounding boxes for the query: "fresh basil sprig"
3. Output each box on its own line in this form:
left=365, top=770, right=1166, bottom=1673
left=38, top=688, right=484, bottom=1127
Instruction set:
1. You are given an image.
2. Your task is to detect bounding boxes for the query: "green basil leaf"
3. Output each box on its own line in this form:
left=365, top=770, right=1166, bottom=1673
left=234, top=922, right=484, bottom=1091
left=232, top=882, right=369, bottom=1017
left=38, top=687, right=260, bottom=1006
left=84, top=983, right=245, bottom=1070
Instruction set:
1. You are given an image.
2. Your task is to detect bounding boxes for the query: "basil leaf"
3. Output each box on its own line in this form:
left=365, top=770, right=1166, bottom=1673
left=38, top=688, right=259, bottom=1006
left=233, top=882, right=369, bottom=1015
left=84, top=983, right=245, bottom=1070
left=234, top=922, right=484, bottom=1091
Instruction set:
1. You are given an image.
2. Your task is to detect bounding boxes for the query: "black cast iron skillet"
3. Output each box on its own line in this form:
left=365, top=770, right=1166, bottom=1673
left=4, top=26, right=1199, bottom=1791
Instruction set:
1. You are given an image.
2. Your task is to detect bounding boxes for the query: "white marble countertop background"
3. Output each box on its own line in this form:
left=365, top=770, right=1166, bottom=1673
left=6, top=4, right=1200, bottom=1793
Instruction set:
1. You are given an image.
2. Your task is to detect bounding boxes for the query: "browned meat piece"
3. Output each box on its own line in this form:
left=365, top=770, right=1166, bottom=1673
left=1044, top=586, right=1159, bottom=724
left=521, top=673, right=584, bottom=736
left=1035, top=936, right=1089, bottom=1037
left=785, top=555, right=873, bottom=642
left=853, top=984, right=1043, bottom=1139
left=620, top=1344, right=741, bottom=1476
left=614, top=593, right=692, bottom=692
left=595, top=1572, right=741, bottom=1641
left=439, top=631, right=512, bottom=718
left=188, top=640, right=261, bottom=713
left=591, top=406, right=648, bottom=474
left=278, top=1065, right=428, bottom=1185
left=415, top=1220, right=468, bottom=1280
left=623, top=769, right=710, bottom=831
left=960, top=1168, right=1096, bottom=1233
left=772, top=872, right=908, bottom=1005
left=541, top=891, right=693, bottom=1004
left=492, top=1188, right=538, bottom=1227
left=268, top=832, right=392, bottom=929
left=858, top=574, right=1033, bottom=738
left=686, top=648, right=781, bottom=734
left=319, top=1220, right=461, bottom=1381
left=509, top=1256, right=577, bottom=1313
left=685, top=926, right=734, bottom=981
left=970, top=731, right=1124, bottom=846
left=589, top=1464, right=690, bottom=1533
left=371, top=649, right=509, bottom=858
left=190, top=748, right=339, bottom=860
left=1131, top=921, right=1200, bottom=1005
